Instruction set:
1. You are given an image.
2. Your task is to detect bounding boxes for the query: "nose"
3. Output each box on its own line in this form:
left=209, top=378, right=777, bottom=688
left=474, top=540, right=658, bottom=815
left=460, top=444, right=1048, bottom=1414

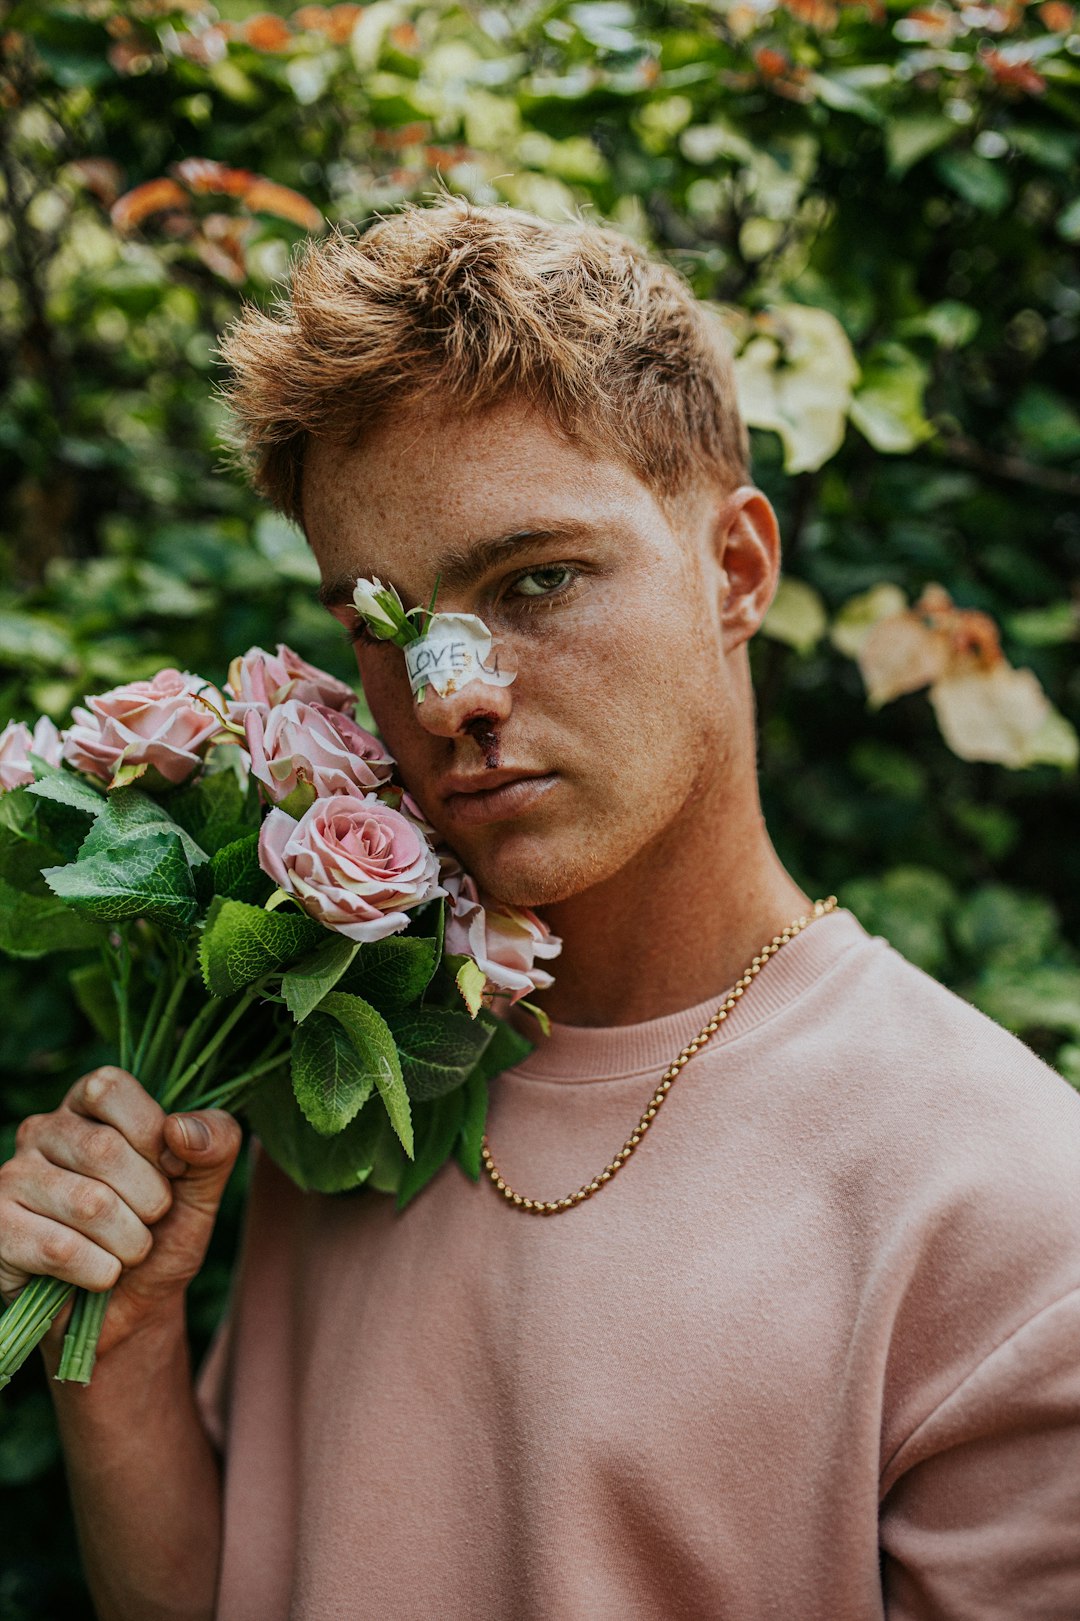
left=411, top=671, right=515, bottom=739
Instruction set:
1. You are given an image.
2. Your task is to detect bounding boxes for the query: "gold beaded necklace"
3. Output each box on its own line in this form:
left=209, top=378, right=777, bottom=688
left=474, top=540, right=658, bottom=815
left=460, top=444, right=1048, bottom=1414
left=480, top=896, right=838, bottom=1215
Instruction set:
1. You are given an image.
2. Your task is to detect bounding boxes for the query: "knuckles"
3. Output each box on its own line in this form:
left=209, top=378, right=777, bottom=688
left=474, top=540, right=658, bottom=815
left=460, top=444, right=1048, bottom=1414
left=81, top=1124, right=124, bottom=1176
left=14, top=1114, right=43, bottom=1153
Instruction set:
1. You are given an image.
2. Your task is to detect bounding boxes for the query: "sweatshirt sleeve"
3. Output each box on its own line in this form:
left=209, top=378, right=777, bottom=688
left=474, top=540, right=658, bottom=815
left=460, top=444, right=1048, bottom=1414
left=878, top=1285, right=1080, bottom=1620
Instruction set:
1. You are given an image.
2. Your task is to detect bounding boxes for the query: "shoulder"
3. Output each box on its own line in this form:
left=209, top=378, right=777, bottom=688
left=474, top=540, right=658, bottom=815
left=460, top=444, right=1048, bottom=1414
left=822, top=928, right=1080, bottom=1192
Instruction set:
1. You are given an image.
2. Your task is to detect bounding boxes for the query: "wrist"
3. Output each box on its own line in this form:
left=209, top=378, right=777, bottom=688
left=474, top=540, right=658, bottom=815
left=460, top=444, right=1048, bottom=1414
left=43, top=1296, right=189, bottom=1394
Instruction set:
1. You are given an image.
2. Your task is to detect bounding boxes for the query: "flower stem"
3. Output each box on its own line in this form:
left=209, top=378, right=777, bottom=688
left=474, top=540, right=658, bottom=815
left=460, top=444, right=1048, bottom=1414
left=186, top=1043, right=289, bottom=1112
left=158, top=982, right=265, bottom=1111
left=55, top=1287, right=112, bottom=1384
left=139, top=961, right=194, bottom=1094
left=131, top=961, right=171, bottom=1077
left=0, top=1276, right=75, bottom=1390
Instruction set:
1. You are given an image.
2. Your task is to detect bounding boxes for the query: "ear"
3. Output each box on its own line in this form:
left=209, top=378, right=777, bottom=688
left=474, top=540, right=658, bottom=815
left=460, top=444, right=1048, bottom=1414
left=709, top=485, right=781, bottom=653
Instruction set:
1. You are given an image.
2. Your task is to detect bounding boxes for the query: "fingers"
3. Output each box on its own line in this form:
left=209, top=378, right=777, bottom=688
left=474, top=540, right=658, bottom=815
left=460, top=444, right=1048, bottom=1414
left=0, top=1202, right=122, bottom=1295
left=12, top=1153, right=155, bottom=1268
left=67, top=1067, right=184, bottom=1178
left=28, top=1110, right=173, bottom=1226
left=162, top=1111, right=243, bottom=1219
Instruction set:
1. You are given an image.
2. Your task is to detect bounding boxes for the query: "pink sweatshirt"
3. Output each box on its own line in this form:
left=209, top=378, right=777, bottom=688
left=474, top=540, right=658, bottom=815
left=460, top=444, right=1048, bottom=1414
left=197, top=907, right=1080, bottom=1619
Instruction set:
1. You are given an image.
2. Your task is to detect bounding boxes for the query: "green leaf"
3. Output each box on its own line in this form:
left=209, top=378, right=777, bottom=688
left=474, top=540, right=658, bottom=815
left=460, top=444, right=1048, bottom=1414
left=78, top=786, right=209, bottom=868
left=164, top=765, right=257, bottom=855
left=471, top=1010, right=534, bottom=1086
left=885, top=113, right=954, bottom=178
left=0, top=785, right=70, bottom=892
left=395, top=1088, right=466, bottom=1210
left=454, top=1066, right=489, bottom=1182
left=210, top=833, right=275, bottom=905
left=244, top=1067, right=383, bottom=1193
left=320, top=991, right=412, bottom=1157
left=934, top=149, right=1011, bottom=217
left=0, top=874, right=104, bottom=958
left=26, top=764, right=106, bottom=817
left=42, top=829, right=197, bottom=938
left=198, top=895, right=324, bottom=997
left=387, top=1006, right=496, bottom=1102
left=454, top=955, right=487, bottom=1017
left=966, top=966, right=1080, bottom=1040
left=291, top=1011, right=378, bottom=1135
left=282, top=935, right=360, bottom=1023
left=335, top=933, right=440, bottom=1014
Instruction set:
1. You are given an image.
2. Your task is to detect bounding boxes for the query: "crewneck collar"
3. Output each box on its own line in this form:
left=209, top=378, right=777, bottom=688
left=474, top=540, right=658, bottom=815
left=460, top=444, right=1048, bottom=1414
left=507, top=908, right=876, bottom=1084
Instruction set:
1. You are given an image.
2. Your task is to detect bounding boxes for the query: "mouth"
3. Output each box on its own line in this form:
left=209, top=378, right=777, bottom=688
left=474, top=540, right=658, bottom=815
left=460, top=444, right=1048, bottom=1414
left=439, top=769, right=560, bottom=827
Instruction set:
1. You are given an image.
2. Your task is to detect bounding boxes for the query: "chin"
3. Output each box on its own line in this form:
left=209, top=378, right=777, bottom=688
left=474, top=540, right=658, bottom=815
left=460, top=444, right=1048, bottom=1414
left=453, top=825, right=617, bottom=910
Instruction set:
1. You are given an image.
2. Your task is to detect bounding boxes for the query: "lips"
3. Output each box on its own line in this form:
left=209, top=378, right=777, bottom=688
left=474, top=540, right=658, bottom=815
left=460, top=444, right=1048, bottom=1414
left=439, top=769, right=559, bottom=827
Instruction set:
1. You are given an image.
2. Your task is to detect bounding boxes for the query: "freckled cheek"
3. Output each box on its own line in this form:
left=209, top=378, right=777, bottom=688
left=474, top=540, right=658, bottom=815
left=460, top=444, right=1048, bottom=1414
left=354, top=654, right=421, bottom=760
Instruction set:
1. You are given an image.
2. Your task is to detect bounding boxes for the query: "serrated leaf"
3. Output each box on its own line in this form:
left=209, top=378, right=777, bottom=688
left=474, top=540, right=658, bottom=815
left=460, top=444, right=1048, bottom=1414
left=291, top=1011, right=377, bottom=1135
left=319, top=991, right=412, bottom=1157
left=197, top=895, right=324, bottom=997
left=335, top=933, right=440, bottom=1014
left=244, top=1066, right=382, bottom=1193
left=387, top=1006, right=495, bottom=1102
left=395, top=1088, right=466, bottom=1210
left=210, top=833, right=275, bottom=905
left=26, top=763, right=106, bottom=816
left=282, top=935, right=360, bottom=1023
left=454, top=955, right=487, bottom=1017
left=0, top=873, right=104, bottom=958
left=42, top=828, right=197, bottom=937
left=78, top=786, right=208, bottom=868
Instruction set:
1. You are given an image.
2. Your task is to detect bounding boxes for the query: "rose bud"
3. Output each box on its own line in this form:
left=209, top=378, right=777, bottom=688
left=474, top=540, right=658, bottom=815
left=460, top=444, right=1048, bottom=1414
left=258, top=792, right=445, bottom=943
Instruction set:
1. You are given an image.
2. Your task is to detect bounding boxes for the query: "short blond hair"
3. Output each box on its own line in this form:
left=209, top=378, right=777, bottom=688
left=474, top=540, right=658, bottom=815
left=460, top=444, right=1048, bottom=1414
left=216, top=197, right=751, bottom=527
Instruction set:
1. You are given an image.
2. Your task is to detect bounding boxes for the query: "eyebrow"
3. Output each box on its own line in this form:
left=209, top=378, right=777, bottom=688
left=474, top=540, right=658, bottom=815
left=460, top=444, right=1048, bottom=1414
left=317, top=521, right=601, bottom=610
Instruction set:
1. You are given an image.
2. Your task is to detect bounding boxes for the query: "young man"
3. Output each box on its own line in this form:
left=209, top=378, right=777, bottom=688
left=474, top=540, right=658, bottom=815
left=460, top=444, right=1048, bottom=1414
left=2, top=199, right=1078, bottom=1620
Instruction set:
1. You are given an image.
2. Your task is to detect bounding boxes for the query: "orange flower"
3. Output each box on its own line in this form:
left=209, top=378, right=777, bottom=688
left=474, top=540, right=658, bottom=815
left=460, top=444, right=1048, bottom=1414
left=242, top=12, right=293, bottom=51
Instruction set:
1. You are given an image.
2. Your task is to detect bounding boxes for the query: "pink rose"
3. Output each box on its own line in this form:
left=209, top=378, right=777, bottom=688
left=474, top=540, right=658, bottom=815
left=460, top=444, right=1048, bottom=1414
left=440, top=854, right=562, bottom=1005
left=0, top=715, right=63, bottom=792
left=226, top=643, right=356, bottom=719
left=244, top=700, right=394, bottom=804
left=62, top=669, right=223, bottom=788
left=259, top=792, right=445, bottom=942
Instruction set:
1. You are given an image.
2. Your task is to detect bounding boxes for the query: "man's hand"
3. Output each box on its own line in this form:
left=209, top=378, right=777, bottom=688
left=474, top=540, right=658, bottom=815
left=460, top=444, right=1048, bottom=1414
left=0, top=1065, right=242, bottom=1361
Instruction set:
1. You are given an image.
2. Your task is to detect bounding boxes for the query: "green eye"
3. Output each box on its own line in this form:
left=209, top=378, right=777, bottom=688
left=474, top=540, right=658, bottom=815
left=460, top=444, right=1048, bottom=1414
left=512, top=566, right=573, bottom=598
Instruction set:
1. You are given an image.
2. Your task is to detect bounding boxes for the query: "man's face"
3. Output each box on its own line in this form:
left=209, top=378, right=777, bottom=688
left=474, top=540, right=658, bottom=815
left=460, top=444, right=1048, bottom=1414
left=304, top=399, right=776, bottom=909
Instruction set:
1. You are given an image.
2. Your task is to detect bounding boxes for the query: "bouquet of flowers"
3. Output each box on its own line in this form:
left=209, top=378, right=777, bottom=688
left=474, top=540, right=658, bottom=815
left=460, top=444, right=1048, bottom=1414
left=0, top=643, right=560, bottom=1389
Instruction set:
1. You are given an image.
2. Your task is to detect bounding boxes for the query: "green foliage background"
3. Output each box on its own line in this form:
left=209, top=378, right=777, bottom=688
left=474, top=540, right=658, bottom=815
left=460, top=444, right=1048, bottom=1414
left=1, top=0, right=1079, bottom=1610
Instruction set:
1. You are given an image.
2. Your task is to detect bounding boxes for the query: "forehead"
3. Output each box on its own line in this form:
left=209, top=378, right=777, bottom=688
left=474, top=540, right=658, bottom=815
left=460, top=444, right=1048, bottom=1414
left=300, top=398, right=678, bottom=600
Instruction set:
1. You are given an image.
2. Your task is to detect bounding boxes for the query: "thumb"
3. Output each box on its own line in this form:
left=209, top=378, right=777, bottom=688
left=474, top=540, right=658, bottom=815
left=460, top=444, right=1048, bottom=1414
left=162, top=1109, right=243, bottom=1217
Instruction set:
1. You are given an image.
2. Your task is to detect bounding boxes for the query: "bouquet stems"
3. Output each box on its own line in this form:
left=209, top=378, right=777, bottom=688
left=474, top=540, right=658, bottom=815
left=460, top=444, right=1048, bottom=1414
left=0, top=939, right=279, bottom=1390
left=56, top=1286, right=112, bottom=1385
left=0, top=1276, right=76, bottom=1391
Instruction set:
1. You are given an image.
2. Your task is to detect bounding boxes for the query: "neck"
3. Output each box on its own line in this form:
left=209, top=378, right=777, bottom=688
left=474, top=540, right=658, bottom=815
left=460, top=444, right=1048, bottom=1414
left=521, top=778, right=814, bottom=1030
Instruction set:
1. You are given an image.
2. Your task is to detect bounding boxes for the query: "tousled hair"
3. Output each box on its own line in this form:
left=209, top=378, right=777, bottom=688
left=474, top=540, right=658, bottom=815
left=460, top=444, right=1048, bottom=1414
left=215, top=196, right=752, bottom=528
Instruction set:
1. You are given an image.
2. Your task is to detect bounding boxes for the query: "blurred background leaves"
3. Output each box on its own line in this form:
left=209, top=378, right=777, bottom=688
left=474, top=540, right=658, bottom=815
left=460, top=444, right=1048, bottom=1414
left=1, top=0, right=1079, bottom=1609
